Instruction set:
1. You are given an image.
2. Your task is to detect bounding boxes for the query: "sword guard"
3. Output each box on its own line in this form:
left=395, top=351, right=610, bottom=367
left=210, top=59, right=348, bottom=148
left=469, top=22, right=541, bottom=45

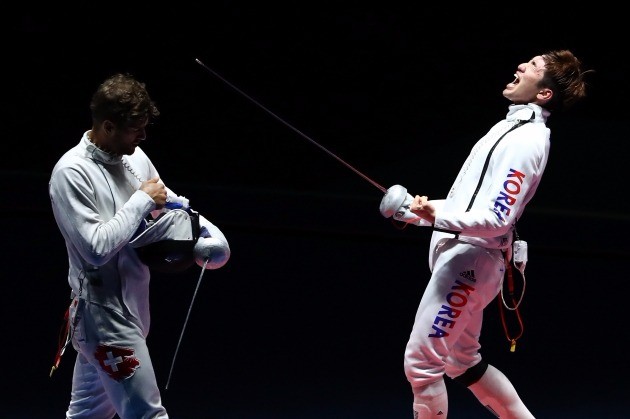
left=379, top=184, right=410, bottom=218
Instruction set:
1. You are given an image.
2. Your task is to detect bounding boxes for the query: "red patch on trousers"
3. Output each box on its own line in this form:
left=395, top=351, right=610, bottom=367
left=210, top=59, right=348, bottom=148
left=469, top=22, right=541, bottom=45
left=94, top=344, right=140, bottom=381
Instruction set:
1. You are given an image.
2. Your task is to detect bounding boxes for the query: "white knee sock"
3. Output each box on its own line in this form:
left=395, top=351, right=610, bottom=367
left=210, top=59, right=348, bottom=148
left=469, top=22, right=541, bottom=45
left=412, top=380, right=448, bottom=418
left=467, top=364, right=535, bottom=418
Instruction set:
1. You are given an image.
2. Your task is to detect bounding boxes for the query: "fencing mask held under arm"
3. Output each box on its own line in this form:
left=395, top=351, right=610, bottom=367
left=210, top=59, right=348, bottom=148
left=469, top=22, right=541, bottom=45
left=129, top=209, right=200, bottom=273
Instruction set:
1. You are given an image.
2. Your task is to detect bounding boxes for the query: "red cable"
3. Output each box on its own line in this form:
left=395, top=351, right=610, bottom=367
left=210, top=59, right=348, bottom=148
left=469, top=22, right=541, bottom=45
left=499, top=259, right=524, bottom=352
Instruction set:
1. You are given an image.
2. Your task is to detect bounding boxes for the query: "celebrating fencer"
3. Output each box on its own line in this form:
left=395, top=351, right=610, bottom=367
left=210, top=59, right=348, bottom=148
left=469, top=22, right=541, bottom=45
left=379, top=50, right=591, bottom=418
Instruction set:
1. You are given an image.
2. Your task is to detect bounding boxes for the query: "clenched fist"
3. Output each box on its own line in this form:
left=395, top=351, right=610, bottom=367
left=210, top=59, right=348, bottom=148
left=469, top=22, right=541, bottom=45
left=140, top=177, right=167, bottom=209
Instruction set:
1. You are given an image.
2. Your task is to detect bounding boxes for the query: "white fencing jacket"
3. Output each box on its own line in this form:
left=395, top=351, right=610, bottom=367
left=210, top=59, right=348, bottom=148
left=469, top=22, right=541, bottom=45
left=427, top=103, right=550, bottom=266
left=49, top=132, right=227, bottom=335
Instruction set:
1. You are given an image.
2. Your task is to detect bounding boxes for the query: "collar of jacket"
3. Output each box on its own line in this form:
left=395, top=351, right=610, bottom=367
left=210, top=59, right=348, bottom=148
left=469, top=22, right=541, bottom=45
left=506, top=103, right=550, bottom=124
left=81, top=132, right=123, bottom=165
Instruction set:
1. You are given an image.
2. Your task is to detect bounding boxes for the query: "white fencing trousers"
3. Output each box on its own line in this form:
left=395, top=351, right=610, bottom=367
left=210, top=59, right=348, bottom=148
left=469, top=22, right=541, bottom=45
left=66, top=299, right=168, bottom=419
left=404, top=239, right=505, bottom=389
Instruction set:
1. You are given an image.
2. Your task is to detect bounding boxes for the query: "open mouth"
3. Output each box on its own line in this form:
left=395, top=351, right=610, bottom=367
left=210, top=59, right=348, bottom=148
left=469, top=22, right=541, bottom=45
left=506, top=73, right=520, bottom=89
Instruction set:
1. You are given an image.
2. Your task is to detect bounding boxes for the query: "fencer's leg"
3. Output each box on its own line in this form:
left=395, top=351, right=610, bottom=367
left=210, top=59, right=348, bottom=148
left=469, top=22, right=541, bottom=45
left=73, top=301, right=168, bottom=419
left=92, top=329, right=168, bottom=418
left=456, top=361, right=535, bottom=418
left=411, top=379, right=448, bottom=418
left=66, top=352, right=116, bottom=419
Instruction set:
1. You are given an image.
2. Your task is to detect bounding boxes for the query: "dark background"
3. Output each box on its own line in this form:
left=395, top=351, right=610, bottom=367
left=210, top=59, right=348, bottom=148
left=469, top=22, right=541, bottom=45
left=5, top=6, right=629, bottom=418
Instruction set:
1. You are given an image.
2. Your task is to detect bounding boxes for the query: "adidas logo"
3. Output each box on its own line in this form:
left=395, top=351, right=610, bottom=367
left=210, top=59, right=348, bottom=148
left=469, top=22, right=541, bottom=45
left=413, top=410, right=444, bottom=417
left=460, top=270, right=476, bottom=282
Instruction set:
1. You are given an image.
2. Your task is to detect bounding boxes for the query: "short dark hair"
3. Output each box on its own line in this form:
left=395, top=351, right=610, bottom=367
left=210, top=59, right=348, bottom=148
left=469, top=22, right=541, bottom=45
left=90, top=73, right=160, bottom=126
left=540, top=50, right=593, bottom=112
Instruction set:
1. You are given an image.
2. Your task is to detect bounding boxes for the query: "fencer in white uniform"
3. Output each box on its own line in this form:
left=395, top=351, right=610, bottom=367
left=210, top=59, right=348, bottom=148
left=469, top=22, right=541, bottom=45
left=49, top=73, right=230, bottom=418
left=387, top=104, right=545, bottom=419
left=379, top=50, right=591, bottom=418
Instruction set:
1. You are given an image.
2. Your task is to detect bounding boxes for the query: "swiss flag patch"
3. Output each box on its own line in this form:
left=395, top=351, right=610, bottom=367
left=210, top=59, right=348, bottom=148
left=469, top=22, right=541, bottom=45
left=94, top=344, right=140, bottom=381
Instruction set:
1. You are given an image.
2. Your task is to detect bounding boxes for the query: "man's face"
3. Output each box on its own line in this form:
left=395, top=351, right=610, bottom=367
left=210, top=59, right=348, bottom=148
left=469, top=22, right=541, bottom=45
left=503, top=55, right=548, bottom=105
left=107, top=118, right=149, bottom=156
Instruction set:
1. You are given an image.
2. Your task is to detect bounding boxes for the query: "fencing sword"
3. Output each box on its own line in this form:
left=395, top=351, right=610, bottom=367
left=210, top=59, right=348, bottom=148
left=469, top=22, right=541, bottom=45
left=165, top=258, right=209, bottom=390
left=194, top=58, right=411, bottom=221
left=195, top=58, right=388, bottom=194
